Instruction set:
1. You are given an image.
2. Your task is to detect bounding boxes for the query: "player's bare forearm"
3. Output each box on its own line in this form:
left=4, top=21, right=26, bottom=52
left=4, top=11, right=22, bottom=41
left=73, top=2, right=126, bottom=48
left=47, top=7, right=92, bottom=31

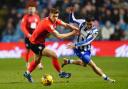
left=60, top=31, right=75, bottom=39
left=55, top=30, right=76, bottom=39
left=66, top=24, right=79, bottom=31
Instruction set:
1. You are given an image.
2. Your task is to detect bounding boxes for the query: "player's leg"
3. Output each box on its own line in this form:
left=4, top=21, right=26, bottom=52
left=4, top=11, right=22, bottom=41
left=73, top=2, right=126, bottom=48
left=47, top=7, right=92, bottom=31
left=27, top=43, right=45, bottom=72
left=25, top=49, right=30, bottom=63
left=24, top=54, right=42, bottom=83
left=78, top=50, right=115, bottom=82
left=42, top=48, right=61, bottom=72
left=24, top=43, right=44, bottom=83
left=25, top=49, right=30, bottom=67
left=24, top=37, right=43, bottom=69
left=24, top=38, right=31, bottom=66
left=78, top=50, right=115, bottom=83
left=27, top=54, right=42, bottom=73
left=62, top=48, right=87, bottom=67
left=42, top=48, right=71, bottom=78
left=28, top=53, right=43, bottom=70
left=62, top=58, right=86, bottom=67
left=88, top=60, right=115, bottom=83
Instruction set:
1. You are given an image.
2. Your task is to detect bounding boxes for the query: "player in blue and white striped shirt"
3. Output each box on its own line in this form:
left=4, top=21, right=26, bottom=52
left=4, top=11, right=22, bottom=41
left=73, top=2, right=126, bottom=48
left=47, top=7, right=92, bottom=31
left=62, top=7, right=115, bottom=83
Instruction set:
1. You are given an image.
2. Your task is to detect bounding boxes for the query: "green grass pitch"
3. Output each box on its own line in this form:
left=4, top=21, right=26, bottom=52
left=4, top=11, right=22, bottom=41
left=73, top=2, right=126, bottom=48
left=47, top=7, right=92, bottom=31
left=0, top=56, right=128, bottom=89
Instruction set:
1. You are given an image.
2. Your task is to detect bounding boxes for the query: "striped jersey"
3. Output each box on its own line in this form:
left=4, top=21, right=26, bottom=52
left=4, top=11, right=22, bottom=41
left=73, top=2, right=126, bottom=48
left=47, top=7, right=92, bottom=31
left=69, top=13, right=98, bottom=51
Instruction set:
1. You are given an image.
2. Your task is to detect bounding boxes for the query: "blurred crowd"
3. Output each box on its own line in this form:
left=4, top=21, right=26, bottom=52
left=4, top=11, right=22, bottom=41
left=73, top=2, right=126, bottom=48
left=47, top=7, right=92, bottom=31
left=0, top=0, right=128, bottom=42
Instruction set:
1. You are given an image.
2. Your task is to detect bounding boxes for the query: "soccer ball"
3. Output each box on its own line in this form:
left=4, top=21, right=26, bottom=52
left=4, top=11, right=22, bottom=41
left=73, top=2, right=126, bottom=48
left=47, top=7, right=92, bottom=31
left=41, top=74, right=53, bottom=86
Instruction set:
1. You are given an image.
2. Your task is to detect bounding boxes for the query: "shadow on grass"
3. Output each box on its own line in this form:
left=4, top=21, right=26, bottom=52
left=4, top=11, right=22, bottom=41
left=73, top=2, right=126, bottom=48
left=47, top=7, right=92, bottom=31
left=0, top=81, right=27, bottom=84
left=54, top=80, right=70, bottom=84
left=0, top=80, right=70, bottom=85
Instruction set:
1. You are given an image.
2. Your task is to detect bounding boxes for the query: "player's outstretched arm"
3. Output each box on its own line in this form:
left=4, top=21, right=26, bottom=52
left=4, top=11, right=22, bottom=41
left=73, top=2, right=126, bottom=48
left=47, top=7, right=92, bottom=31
left=62, top=22, right=79, bottom=31
left=75, top=32, right=98, bottom=47
left=69, top=13, right=85, bottom=27
left=52, top=30, right=76, bottom=39
left=68, top=7, right=85, bottom=27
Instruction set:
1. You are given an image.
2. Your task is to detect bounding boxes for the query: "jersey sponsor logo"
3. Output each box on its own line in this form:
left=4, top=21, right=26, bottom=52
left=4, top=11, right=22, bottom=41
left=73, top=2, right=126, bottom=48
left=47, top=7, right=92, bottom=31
left=30, top=22, right=36, bottom=29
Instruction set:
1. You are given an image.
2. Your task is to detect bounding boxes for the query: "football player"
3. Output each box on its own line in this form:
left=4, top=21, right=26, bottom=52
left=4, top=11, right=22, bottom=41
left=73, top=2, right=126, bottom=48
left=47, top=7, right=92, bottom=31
left=21, top=1, right=43, bottom=69
left=23, top=8, right=79, bottom=83
left=62, top=7, right=115, bottom=83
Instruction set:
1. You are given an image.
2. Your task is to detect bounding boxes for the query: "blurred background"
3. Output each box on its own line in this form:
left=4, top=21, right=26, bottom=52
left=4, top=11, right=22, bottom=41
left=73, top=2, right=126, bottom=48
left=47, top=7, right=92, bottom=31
left=0, top=0, right=128, bottom=42
left=0, top=0, right=128, bottom=58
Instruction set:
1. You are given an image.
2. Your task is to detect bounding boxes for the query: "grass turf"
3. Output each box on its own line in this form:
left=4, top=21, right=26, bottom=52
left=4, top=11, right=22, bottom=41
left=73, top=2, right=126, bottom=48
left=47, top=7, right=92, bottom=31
left=0, top=56, right=127, bottom=89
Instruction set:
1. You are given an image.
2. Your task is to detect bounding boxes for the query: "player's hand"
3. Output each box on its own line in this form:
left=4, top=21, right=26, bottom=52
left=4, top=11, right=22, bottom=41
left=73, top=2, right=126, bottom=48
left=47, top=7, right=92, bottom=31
left=67, top=43, right=75, bottom=49
left=69, top=7, right=75, bottom=13
left=76, top=30, right=80, bottom=35
left=72, top=30, right=80, bottom=35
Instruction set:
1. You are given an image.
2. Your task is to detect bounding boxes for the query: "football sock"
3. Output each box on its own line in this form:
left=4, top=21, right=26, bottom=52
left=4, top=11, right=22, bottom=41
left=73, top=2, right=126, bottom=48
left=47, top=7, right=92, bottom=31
left=28, top=60, right=38, bottom=73
left=68, top=59, right=74, bottom=64
left=25, top=52, right=29, bottom=62
left=64, top=59, right=74, bottom=64
left=102, top=74, right=108, bottom=80
left=52, top=58, right=61, bottom=73
left=26, top=70, right=30, bottom=74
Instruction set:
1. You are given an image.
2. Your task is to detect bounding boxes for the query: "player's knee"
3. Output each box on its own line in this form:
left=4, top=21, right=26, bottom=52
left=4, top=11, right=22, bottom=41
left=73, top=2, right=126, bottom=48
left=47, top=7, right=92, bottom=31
left=51, top=53, right=58, bottom=59
left=35, top=60, right=40, bottom=64
left=52, top=55, right=58, bottom=59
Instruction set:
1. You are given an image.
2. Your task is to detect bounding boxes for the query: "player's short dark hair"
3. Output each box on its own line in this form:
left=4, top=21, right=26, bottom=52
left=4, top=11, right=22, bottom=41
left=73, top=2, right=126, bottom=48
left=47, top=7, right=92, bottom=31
left=50, top=8, right=59, bottom=14
left=85, top=15, right=95, bottom=22
left=26, top=1, right=37, bottom=8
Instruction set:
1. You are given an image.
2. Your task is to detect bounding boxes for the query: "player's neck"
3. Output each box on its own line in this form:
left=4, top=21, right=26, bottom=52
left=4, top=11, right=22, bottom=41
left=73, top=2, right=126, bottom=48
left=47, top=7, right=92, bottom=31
left=28, top=13, right=35, bottom=16
left=49, top=17, right=56, bottom=23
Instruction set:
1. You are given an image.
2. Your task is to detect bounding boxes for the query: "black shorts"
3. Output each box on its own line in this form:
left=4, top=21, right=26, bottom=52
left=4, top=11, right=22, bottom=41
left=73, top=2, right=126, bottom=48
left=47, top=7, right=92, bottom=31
left=29, top=42, right=45, bottom=55
left=24, top=37, right=31, bottom=49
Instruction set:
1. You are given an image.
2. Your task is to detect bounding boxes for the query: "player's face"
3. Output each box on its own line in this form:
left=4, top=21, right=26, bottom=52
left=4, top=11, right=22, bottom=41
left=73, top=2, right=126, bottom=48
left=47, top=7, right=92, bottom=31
left=86, top=21, right=93, bottom=29
left=27, top=7, right=36, bottom=15
left=50, top=13, right=59, bottom=22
